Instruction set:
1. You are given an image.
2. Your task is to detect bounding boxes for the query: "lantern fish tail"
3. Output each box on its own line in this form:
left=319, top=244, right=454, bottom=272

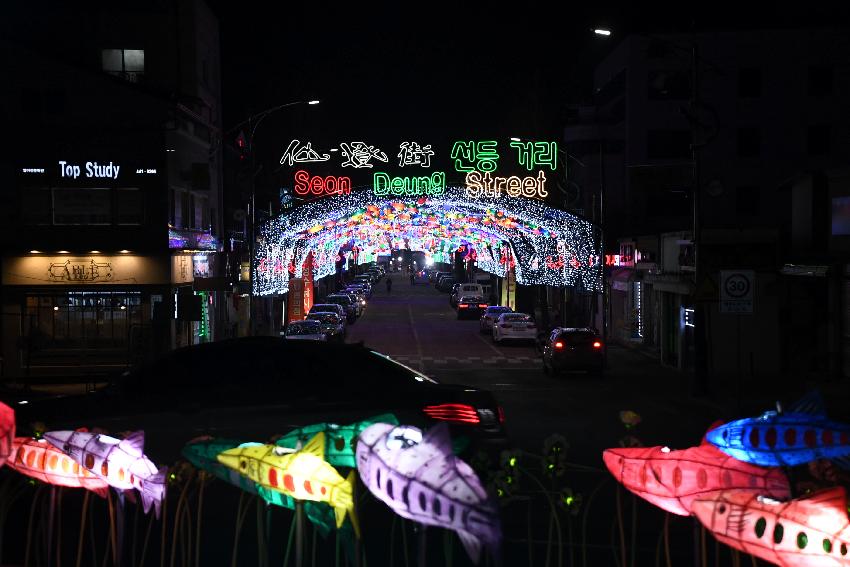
left=333, top=469, right=360, bottom=539
left=139, top=466, right=168, bottom=519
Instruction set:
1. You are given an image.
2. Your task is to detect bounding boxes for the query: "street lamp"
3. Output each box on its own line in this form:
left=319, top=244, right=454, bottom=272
left=226, top=99, right=320, bottom=335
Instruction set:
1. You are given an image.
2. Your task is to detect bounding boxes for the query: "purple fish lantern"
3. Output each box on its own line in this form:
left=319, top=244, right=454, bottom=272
left=0, top=401, right=13, bottom=467
left=356, top=422, right=501, bottom=564
left=44, top=430, right=167, bottom=517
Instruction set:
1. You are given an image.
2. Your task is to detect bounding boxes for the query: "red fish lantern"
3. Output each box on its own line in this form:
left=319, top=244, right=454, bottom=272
left=603, top=438, right=790, bottom=516
left=8, top=437, right=109, bottom=497
left=692, top=487, right=850, bottom=567
left=0, top=401, right=13, bottom=467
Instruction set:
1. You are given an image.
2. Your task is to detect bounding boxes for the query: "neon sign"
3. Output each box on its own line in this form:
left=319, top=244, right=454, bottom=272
left=397, top=142, right=434, bottom=167
left=340, top=142, right=388, bottom=168
left=465, top=171, right=548, bottom=199
left=373, top=171, right=445, bottom=196
left=280, top=139, right=330, bottom=166
left=294, top=170, right=352, bottom=196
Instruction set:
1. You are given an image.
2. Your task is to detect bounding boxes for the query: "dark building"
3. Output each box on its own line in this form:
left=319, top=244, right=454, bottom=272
left=564, top=30, right=850, bottom=387
left=0, top=1, right=225, bottom=380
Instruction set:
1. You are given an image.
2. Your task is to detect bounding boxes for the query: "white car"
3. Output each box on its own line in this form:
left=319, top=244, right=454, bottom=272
left=480, top=306, right=513, bottom=333
left=283, top=320, right=327, bottom=341
left=492, top=313, right=537, bottom=344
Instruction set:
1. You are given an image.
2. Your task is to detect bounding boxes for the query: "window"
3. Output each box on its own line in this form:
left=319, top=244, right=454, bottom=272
left=737, top=128, right=761, bottom=158
left=114, top=188, right=143, bottom=225
left=807, top=124, right=831, bottom=156
left=21, top=188, right=52, bottom=224
left=53, top=188, right=112, bottom=225
left=736, top=186, right=760, bottom=217
left=646, top=129, right=692, bottom=160
left=738, top=68, right=761, bottom=98
left=180, top=191, right=191, bottom=229
left=808, top=66, right=833, bottom=96
left=101, top=49, right=144, bottom=82
left=647, top=69, right=691, bottom=100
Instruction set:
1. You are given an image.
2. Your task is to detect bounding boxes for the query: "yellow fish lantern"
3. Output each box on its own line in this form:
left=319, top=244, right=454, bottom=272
left=217, top=433, right=360, bottom=537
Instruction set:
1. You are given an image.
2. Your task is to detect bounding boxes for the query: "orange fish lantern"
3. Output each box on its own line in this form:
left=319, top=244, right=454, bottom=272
left=692, top=487, right=850, bottom=567
left=8, top=437, right=109, bottom=497
left=603, top=439, right=790, bottom=516
left=0, top=401, right=13, bottom=467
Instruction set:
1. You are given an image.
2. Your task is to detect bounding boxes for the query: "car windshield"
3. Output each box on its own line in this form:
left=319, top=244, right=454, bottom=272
left=286, top=322, right=321, bottom=335
left=487, top=307, right=511, bottom=315
left=560, top=330, right=597, bottom=343
left=502, top=314, right=533, bottom=322
left=459, top=296, right=484, bottom=303
left=307, top=313, right=339, bottom=324
left=311, top=304, right=339, bottom=313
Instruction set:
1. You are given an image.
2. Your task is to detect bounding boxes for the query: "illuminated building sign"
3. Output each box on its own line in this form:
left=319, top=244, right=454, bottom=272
left=59, top=160, right=121, bottom=180
left=278, top=138, right=558, bottom=200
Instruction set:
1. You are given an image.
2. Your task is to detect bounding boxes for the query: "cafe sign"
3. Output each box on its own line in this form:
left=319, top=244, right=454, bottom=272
left=279, top=138, right=558, bottom=200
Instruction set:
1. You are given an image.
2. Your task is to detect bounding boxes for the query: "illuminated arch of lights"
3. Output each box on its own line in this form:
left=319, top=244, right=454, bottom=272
left=253, top=186, right=602, bottom=296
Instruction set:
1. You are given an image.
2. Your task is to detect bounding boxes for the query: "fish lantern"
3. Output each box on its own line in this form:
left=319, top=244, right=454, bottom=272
left=356, top=423, right=501, bottom=564
left=217, top=433, right=359, bottom=537
left=183, top=437, right=343, bottom=538
left=692, top=487, right=850, bottom=567
left=8, top=437, right=109, bottom=497
left=0, top=401, right=13, bottom=467
left=603, top=439, right=790, bottom=516
left=275, top=414, right=398, bottom=469
left=705, top=391, right=850, bottom=467
left=44, top=430, right=167, bottom=517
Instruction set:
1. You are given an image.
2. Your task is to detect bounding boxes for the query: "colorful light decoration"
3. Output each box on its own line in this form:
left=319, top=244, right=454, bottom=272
left=705, top=393, right=850, bottom=467
left=8, top=437, right=109, bottom=497
left=602, top=441, right=791, bottom=516
left=182, top=437, right=344, bottom=537
left=275, top=414, right=399, bottom=469
left=691, top=487, right=850, bottom=567
left=0, top=401, right=13, bottom=467
left=356, top=422, right=501, bottom=564
left=253, top=186, right=601, bottom=296
left=217, top=433, right=360, bottom=537
left=44, top=430, right=167, bottom=517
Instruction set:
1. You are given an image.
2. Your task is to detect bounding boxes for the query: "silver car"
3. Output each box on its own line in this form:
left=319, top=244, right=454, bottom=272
left=283, top=320, right=327, bottom=341
left=306, top=312, right=346, bottom=342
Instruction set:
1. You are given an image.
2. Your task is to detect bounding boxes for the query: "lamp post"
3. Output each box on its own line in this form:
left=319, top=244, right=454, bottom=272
left=226, top=99, right=319, bottom=336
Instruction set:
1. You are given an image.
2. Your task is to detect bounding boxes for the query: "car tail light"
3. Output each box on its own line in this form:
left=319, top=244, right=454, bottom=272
left=458, top=304, right=468, bottom=308
left=593, top=341, right=602, bottom=349
left=498, top=406, right=505, bottom=424
left=554, top=341, right=564, bottom=349
left=478, top=304, right=488, bottom=308
left=422, top=403, right=481, bottom=424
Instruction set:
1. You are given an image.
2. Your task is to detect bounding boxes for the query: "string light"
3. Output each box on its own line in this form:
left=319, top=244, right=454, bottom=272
left=254, top=187, right=602, bottom=296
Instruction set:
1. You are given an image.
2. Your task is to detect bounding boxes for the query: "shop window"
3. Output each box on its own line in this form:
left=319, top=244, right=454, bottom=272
left=52, top=188, right=112, bottom=225
left=737, top=128, right=761, bottom=158
left=738, top=68, right=762, bottom=98
left=21, top=188, right=52, bottom=224
left=115, top=188, right=144, bottom=225
left=101, top=49, right=145, bottom=83
left=807, top=124, right=831, bottom=156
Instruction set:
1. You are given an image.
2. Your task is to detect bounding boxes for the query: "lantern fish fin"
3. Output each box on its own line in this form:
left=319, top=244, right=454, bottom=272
left=423, top=422, right=453, bottom=456
left=789, top=389, right=827, bottom=416
left=456, top=530, right=483, bottom=564
left=118, top=431, right=145, bottom=457
left=701, top=420, right=725, bottom=445
left=139, top=467, right=168, bottom=519
left=236, top=442, right=263, bottom=449
left=301, top=433, right=325, bottom=458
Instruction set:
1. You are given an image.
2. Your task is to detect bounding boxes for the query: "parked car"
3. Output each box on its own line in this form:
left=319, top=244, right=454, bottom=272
left=305, top=311, right=346, bottom=342
left=456, top=295, right=488, bottom=319
left=450, top=283, right=485, bottom=308
left=347, top=281, right=372, bottom=299
left=13, top=338, right=508, bottom=464
left=309, top=303, right=348, bottom=327
left=479, top=306, right=513, bottom=333
left=541, top=327, right=605, bottom=376
left=343, top=286, right=368, bottom=309
left=435, top=276, right=456, bottom=292
left=430, top=271, right=452, bottom=284
left=338, top=291, right=363, bottom=316
left=492, top=313, right=537, bottom=344
left=325, top=294, right=357, bottom=323
left=283, top=320, right=327, bottom=341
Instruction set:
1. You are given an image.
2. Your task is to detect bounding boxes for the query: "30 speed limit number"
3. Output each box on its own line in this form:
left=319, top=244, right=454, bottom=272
left=720, top=270, right=754, bottom=314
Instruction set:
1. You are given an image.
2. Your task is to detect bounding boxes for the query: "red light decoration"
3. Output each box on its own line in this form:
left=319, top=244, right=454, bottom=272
left=603, top=439, right=790, bottom=517
left=0, top=402, right=13, bottom=467
left=7, top=437, right=109, bottom=497
left=423, top=404, right=481, bottom=424
left=294, top=170, right=352, bottom=196
left=692, top=487, right=850, bottom=567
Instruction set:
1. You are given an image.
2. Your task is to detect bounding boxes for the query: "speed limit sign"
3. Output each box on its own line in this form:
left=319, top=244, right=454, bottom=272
left=720, top=270, right=754, bottom=314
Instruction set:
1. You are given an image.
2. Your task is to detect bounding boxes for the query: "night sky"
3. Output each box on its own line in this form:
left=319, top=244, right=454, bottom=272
left=206, top=2, right=840, bottom=169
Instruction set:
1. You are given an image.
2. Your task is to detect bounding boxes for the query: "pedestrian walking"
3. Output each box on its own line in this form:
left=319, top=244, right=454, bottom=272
left=386, top=277, right=392, bottom=294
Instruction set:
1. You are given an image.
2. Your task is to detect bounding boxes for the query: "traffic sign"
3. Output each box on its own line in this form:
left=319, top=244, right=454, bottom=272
left=720, top=270, right=754, bottom=314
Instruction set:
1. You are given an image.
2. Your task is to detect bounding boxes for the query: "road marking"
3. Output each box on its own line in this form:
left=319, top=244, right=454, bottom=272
left=407, top=304, right=425, bottom=372
left=475, top=332, right=505, bottom=357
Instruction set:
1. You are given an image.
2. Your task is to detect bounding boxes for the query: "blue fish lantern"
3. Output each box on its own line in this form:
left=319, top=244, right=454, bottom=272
left=705, top=391, right=850, bottom=467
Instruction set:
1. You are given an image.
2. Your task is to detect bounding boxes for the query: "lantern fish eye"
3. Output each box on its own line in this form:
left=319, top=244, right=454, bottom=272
left=239, top=459, right=247, bottom=470
left=718, top=504, right=727, bottom=514
left=385, top=426, right=422, bottom=451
